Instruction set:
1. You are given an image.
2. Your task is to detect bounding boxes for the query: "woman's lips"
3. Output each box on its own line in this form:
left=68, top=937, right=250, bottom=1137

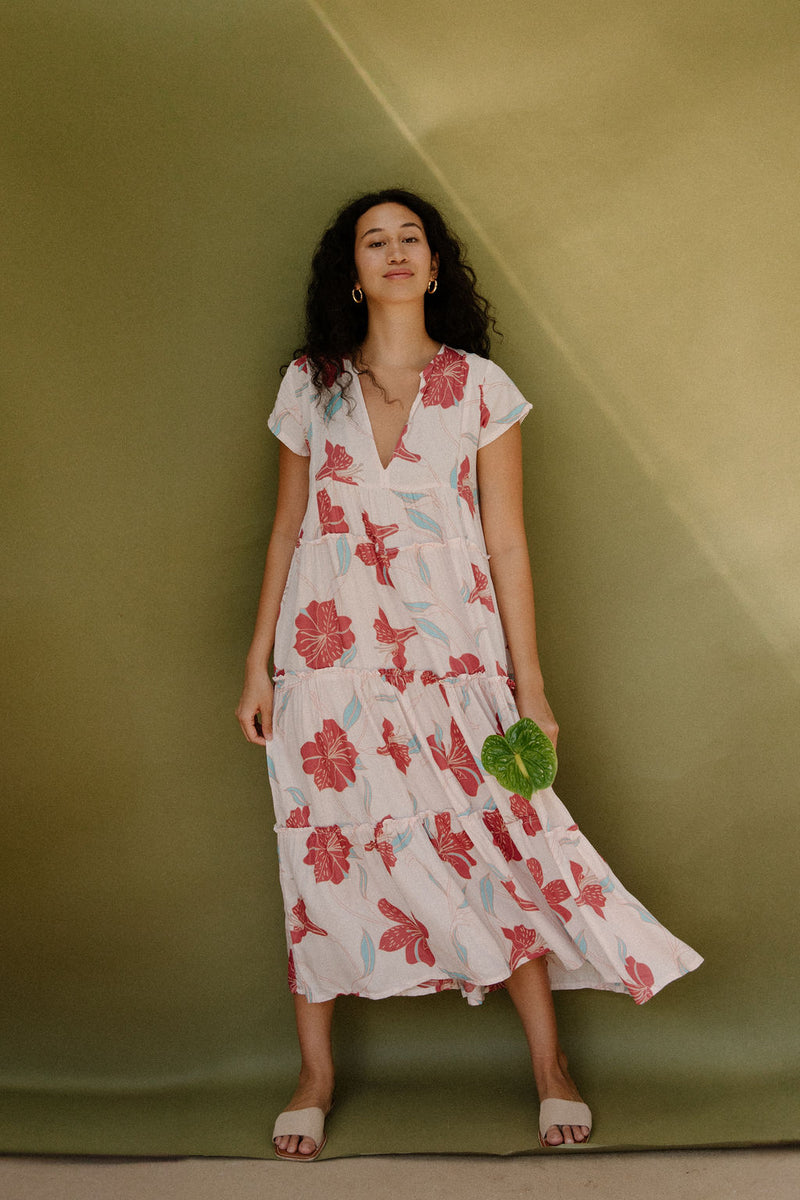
left=384, top=270, right=413, bottom=278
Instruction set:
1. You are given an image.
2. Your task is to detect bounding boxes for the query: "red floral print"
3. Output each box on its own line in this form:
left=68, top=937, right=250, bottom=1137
left=479, top=383, right=490, bottom=428
left=315, top=440, right=360, bottom=485
left=421, top=346, right=469, bottom=409
left=377, top=717, right=412, bottom=774
left=502, top=923, right=547, bottom=971
left=294, top=599, right=355, bottom=670
left=393, top=427, right=421, bottom=463
left=286, top=805, right=310, bottom=828
left=511, top=793, right=543, bottom=837
left=374, top=607, right=417, bottom=668
left=571, top=861, right=607, bottom=918
left=365, top=817, right=397, bottom=872
left=379, top=667, right=415, bottom=692
left=447, top=653, right=483, bottom=676
left=623, top=956, right=655, bottom=1004
left=427, top=718, right=483, bottom=796
left=294, top=356, right=339, bottom=388
left=300, top=719, right=358, bottom=791
left=290, top=897, right=328, bottom=944
left=502, top=878, right=540, bottom=911
left=426, top=812, right=477, bottom=880
left=287, top=949, right=298, bottom=993
left=316, top=487, right=349, bottom=535
left=467, top=563, right=495, bottom=611
left=456, top=456, right=476, bottom=515
left=378, top=898, right=435, bottom=966
left=355, top=511, right=400, bottom=587
left=421, top=670, right=439, bottom=686
left=302, top=824, right=353, bottom=883
left=482, top=808, right=523, bottom=861
left=527, top=857, right=572, bottom=922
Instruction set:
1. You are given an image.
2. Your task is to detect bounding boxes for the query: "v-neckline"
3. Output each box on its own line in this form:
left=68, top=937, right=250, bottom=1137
left=348, top=345, right=443, bottom=473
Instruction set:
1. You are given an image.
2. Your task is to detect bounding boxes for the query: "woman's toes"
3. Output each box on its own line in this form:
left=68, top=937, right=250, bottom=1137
left=298, top=1136, right=317, bottom=1155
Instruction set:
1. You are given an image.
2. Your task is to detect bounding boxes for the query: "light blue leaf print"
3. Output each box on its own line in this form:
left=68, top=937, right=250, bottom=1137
left=286, top=787, right=307, bottom=807
left=403, top=601, right=431, bottom=612
left=336, top=535, right=351, bottom=576
left=432, top=722, right=444, bottom=751
left=574, top=932, right=588, bottom=955
left=616, top=937, right=629, bottom=965
left=408, top=509, right=444, bottom=540
left=339, top=643, right=357, bottom=667
left=459, top=583, right=470, bottom=602
left=482, top=798, right=497, bottom=811
left=497, top=402, right=529, bottom=424
left=393, top=491, right=427, bottom=503
left=425, top=870, right=448, bottom=894
left=363, top=778, right=372, bottom=816
left=375, top=693, right=399, bottom=703
left=480, top=875, right=496, bottom=915
left=343, top=693, right=361, bottom=730
left=360, top=930, right=375, bottom=974
left=324, top=390, right=343, bottom=420
left=408, top=735, right=421, bottom=755
left=449, top=464, right=458, bottom=489
left=357, top=864, right=369, bottom=898
left=453, top=932, right=470, bottom=967
left=417, top=550, right=431, bottom=585
left=415, top=617, right=450, bottom=646
left=410, top=792, right=419, bottom=813
left=445, top=970, right=470, bottom=983
left=266, top=754, right=277, bottom=782
left=391, top=827, right=413, bottom=854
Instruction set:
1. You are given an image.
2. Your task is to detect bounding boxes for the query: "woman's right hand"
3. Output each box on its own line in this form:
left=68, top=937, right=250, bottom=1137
left=236, top=666, right=274, bottom=745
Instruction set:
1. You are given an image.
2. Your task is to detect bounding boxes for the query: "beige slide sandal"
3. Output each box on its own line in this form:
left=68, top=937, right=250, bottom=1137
left=538, top=1098, right=593, bottom=1149
left=272, top=1105, right=329, bottom=1161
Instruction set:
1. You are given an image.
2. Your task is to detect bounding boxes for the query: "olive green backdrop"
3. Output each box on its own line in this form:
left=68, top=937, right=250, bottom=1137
left=2, top=0, right=798, bottom=1156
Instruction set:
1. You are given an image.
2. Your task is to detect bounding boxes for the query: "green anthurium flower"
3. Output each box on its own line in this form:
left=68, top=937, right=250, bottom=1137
left=481, top=718, right=557, bottom=800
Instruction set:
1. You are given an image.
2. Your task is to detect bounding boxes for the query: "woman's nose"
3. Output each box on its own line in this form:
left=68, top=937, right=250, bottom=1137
left=387, top=241, right=408, bottom=262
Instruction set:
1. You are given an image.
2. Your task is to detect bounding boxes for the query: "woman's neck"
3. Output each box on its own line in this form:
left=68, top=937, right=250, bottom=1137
left=357, top=305, right=440, bottom=371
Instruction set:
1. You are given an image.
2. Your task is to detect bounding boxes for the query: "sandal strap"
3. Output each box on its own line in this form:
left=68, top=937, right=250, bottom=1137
left=272, top=1106, right=326, bottom=1145
left=539, top=1099, right=592, bottom=1138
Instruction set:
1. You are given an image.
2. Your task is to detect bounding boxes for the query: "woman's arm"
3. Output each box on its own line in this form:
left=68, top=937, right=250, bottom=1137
left=236, top=443, right=309, bottom=745
left=476, top=423, right=558, bottom=747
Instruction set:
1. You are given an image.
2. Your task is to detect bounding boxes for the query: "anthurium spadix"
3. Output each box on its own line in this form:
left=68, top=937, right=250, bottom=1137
left=480, top=718, right=557, bottom=800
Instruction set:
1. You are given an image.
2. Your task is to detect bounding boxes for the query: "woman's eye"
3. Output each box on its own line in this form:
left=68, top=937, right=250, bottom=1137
left=369, top=240, right=385, bottom=248
left=403, top=236, right=418, bottom=243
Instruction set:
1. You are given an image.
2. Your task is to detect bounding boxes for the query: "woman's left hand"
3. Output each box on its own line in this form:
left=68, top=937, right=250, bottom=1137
left=513, top=688, right=559, bottom=749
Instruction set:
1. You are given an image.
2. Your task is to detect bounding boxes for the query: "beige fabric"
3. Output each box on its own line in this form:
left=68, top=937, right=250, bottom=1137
left=272, top=1107, right=326, bottom=1146
left=539, top=1099, right=593, bottom=1140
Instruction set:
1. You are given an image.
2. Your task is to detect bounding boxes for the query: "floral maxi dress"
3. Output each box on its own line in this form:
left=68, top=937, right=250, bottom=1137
left=266, top=346, right=703, bottom=1006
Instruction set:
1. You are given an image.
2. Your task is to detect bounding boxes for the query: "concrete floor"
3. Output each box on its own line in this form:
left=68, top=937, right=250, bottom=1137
left=0, top=1148, right=797, bottom=1200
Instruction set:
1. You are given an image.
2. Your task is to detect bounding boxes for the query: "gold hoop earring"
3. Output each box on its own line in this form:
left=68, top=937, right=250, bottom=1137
left=351, top=286, right=364, bottom=304
left=427, top=279, right=438, bottom=295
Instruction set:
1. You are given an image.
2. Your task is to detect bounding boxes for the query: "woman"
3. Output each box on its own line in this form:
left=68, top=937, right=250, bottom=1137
left=237, top=189, right=702, bottom=1160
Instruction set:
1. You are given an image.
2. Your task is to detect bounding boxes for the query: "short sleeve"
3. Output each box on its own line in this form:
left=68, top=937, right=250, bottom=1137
left=267, top=363, right=311, bottom=456
left=477, top=360, right=533, bottom=450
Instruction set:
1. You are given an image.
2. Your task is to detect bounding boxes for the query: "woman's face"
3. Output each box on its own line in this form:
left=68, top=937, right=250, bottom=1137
left=353, top=202, right=438, bottom=305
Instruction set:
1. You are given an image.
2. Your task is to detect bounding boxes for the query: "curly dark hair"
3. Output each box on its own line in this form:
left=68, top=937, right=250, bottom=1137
left=290, top=188, right=499, bottom=403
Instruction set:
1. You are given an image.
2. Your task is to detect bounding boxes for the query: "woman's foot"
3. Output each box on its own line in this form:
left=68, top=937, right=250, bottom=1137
left=534, top=1050, right=590, bottom=1146
left=273, top=1072, right=335, bottom=1158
